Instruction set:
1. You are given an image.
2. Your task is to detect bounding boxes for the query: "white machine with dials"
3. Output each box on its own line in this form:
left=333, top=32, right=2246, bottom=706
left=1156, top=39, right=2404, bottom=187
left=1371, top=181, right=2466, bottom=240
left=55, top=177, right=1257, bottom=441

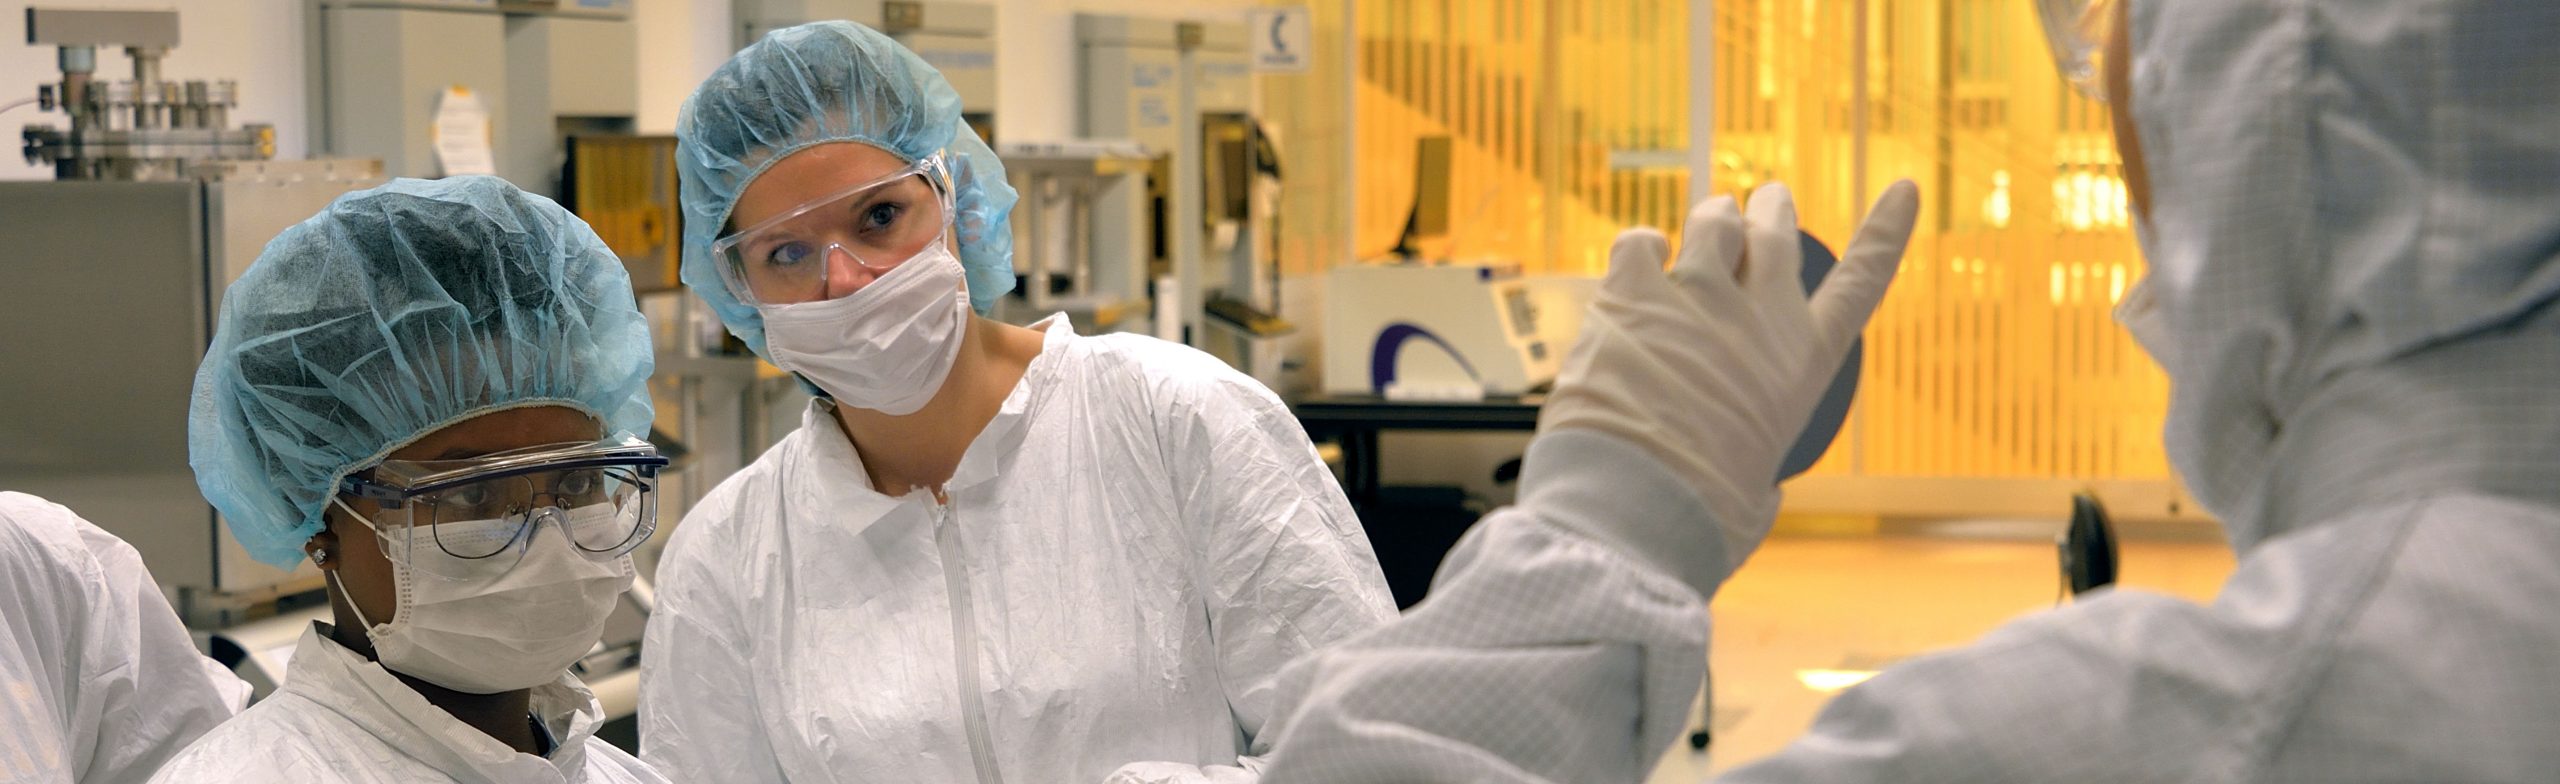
left=1323, top=264, right=1575, bottom=401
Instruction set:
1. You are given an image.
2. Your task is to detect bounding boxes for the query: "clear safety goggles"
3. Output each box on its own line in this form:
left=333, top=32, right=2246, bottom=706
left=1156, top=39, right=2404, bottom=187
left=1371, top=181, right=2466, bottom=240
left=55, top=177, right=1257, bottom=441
left=336, top=433, right=667, bottom=578
left=710, top=150, right=957, bottom=307
left=2036, top=0, right=2119, bottom=103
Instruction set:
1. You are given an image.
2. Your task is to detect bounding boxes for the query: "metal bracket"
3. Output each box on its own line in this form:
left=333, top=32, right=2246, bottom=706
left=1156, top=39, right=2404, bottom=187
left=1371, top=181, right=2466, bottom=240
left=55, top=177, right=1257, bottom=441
left=24, top=7, right=180, bottom=48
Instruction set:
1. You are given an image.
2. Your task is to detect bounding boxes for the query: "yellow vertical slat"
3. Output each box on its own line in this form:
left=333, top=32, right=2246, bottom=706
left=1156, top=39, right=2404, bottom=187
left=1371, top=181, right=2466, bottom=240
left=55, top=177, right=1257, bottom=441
left=1970, top=252, right=1984, bottom=478
left=1325, top=0, right=2166, bottom=484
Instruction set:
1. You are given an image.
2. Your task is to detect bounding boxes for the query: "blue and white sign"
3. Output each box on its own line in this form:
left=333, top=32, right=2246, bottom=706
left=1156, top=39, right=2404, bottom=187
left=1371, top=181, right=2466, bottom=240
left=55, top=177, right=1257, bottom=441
left=1251, top=7, right=1313, bottom=73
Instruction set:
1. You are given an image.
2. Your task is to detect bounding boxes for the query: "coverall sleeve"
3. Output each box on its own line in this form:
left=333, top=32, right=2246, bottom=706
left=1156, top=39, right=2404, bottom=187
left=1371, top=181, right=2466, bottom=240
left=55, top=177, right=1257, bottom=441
left=1109, top=371, right=1400, bottom=783
left=1254, top=504, right=1711, bottom=784
left=1251, top=426, right=2374, bottom=784
left=71, top=519, right=247, bottom=784
left=1713, top=515, right=2386, bottom=784
left=0, top=493, right=241, bottom=784
left=639, top=513, right=791, bottom=784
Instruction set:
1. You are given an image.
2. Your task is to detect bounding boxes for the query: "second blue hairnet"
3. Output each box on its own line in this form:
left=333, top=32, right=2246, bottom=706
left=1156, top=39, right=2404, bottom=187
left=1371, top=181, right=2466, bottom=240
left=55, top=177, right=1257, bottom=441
left=188, top=176, right=656, bottom=569
left=677, top=20, right=1019, bottom=355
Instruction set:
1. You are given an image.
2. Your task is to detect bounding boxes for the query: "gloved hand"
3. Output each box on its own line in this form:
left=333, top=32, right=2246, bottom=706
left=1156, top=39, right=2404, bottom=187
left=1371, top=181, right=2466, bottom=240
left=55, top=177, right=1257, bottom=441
left=1520, top=181, right=1920, bottom=594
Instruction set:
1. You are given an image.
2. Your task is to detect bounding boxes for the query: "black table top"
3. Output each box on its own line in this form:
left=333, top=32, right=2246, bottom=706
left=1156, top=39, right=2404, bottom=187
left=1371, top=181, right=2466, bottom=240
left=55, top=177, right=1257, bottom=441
left=1290, top=393, right=1545, bottom=430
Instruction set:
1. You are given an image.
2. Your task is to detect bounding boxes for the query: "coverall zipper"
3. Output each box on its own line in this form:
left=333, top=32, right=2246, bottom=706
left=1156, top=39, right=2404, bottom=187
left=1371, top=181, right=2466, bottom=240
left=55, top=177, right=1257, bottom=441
left=932, top=498, right=1006, bottom=784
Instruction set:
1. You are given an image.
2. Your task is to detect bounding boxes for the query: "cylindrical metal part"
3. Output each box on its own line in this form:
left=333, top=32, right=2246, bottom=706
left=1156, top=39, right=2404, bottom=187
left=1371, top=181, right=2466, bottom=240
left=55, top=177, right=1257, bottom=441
left=58, top=45, right=95, bottom=75
left=208, top=80, right=238, bottom=130
left=160, top=82, right=185, bottom=129
left=184, top=81, right=210, bottom=129
left=130, top=48, right=162, bottom=86
left=61, top=71, right=93, bottom=131
left=56, top=46, right=100, bottom=132
left=129, top=48, right=164, bottom=130
left=1071, top=179, right=1096, bottom=298
left=98, top=81, right=134, bottom=132
left=1021, top=173, right=1049, bottom=309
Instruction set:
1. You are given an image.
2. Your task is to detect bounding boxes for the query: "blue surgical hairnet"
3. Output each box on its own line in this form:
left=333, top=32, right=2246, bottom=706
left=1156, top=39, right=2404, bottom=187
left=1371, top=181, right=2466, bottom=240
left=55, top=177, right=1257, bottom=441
left=676, top=20, right=1019, bottom=355
left=188, top=176, right=656, bottom=569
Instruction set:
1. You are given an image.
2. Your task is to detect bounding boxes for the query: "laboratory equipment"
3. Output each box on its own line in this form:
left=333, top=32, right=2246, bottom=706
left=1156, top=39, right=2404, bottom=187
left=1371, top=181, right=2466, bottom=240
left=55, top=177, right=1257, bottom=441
left=2061, top=492, right=2121, bottom=597
left=1075, top=14, right=1186, bottom=338
left=504, top=1, right=642, bottom=198
left=18, top=7, right=275, bottom=181
left=1195, top=60, right=1290, bottom=386
left=1322, top=263, right=1562, bottom=400
left=1077, top=15, right=1269, bottom=353
left=1387, top=135, right=1455, bottom=261
left=735, top=0, right=997, bottom=139
left=1323, top=231, right=1861, bottom=413
left=3, top=11, right=385, bottom=628
left=563, top=135, right=684, bottom=293
left=990, top=139, right=1159, bottom=331
left=304, top=0, right=637, bottom=195
left=0, top=155, right=386, bottom=625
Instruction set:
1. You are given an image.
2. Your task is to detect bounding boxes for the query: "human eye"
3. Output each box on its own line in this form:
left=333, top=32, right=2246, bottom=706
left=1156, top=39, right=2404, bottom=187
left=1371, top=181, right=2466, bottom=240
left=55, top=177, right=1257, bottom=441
left=858, top=201, right=907, bottom=234
left=432, top=485, right=511, bottom=519
left=553, top=469, right=601, bottom=501
left=761, top=240, right=817, bottom=268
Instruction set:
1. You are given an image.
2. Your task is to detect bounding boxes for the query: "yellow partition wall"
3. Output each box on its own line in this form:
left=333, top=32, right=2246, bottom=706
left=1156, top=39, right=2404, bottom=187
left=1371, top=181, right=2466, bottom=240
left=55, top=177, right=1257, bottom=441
left=1293, top=0, right=2191, bottom=520
left=1342, top=0, right=1693, bottom=271
left=1259, top=1, right=1360, bottom=280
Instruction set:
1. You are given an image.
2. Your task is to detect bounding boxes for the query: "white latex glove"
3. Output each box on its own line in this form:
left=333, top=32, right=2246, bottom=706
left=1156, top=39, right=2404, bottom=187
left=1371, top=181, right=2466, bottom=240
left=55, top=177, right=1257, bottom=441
left=1520, top=181, right=1920, bottom=594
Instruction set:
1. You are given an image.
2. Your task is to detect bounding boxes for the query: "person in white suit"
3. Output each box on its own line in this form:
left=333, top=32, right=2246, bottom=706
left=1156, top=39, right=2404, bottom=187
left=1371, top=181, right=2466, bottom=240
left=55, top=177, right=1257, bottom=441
left=1257, top=0, right=2560, bottom=780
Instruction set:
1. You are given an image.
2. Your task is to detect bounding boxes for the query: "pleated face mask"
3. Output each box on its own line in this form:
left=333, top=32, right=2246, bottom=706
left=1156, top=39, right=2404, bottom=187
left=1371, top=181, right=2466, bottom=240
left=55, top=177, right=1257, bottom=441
left=715, top=150, right=971, bottom=415
left=759, top=240, right=972, bottom=416
left=329, top=436, right=665, bottom=693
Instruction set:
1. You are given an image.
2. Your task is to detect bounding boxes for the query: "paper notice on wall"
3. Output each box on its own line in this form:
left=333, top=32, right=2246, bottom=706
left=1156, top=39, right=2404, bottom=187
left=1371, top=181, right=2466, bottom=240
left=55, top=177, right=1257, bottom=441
left=432, top=86, right=496, bottom=177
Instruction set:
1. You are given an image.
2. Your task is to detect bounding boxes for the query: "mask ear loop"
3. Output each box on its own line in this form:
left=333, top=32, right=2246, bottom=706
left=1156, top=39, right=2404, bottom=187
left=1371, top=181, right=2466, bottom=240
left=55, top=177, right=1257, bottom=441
left=327, top=495, right=394, bottom=637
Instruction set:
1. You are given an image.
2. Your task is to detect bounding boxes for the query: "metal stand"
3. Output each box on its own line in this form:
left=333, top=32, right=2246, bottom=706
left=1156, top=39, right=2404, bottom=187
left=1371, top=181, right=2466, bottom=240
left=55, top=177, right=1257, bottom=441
left=994, top=139, right=1158, bottom=330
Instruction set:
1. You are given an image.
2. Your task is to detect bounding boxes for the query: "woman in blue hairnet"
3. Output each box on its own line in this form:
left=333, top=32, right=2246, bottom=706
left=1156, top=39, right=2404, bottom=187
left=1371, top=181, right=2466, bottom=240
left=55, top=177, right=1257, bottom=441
left=154, top=176, right=672, bottom=783
left=639, top=20, right=1396, bottom=784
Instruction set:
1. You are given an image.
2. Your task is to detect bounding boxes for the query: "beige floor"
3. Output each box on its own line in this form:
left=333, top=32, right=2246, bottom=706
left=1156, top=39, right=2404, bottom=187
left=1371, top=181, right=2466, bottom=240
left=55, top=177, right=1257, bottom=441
left=1643, top=526, right=2237, bottom=781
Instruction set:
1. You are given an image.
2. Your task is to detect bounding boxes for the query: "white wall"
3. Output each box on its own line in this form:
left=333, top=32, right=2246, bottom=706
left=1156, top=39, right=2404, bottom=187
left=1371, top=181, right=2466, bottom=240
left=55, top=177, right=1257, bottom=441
left=632, top=0, right=732, bottom=135
left=2, top=0, right=308, bottom=180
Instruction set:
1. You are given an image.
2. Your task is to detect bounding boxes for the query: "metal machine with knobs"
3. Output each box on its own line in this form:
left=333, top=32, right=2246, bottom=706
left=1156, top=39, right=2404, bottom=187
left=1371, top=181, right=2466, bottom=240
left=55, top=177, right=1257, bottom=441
left=3, top=7, right=389, bottom=696
left=18, top=7, right=277, bottom=181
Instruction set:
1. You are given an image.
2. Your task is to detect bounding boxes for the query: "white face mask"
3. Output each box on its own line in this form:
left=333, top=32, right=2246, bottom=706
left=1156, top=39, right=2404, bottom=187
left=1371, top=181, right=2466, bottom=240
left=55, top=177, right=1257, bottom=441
left=759, top=242, right=970, bottom=416
left=333, top=502, right=635, bottom=694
